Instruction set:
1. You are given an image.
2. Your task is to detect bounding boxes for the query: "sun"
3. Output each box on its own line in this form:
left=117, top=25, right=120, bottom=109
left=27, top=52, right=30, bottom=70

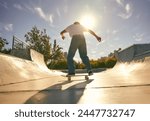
left=80, top=14, right=96, bottom=29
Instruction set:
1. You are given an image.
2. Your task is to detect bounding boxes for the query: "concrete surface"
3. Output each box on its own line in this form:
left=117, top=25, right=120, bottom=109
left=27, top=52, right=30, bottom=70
left=0, top=50, right=150, bottom=104
left=0, top=49, right=60, bottom=86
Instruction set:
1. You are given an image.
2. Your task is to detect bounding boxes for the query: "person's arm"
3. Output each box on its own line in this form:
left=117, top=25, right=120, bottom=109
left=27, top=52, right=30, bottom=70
left=60, top=29, right=67, bottom=40
left=88, top=29, right=101, bottom=42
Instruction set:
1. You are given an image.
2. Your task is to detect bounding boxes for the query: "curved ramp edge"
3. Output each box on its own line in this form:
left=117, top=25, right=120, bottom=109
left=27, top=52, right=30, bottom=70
left=0, top=50, right=62, bottom=86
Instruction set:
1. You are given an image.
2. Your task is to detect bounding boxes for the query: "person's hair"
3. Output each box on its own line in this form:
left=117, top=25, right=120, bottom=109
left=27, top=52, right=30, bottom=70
left=74, top=21, right=80, bottom=24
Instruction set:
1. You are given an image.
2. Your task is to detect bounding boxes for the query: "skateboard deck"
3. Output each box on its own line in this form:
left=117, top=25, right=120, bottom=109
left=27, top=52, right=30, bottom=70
left=62, top=74, right=90, bottom=81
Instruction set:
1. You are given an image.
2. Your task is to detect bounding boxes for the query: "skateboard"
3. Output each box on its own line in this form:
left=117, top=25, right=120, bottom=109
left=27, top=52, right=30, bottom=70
left=62, top=74, right=90, bottom=81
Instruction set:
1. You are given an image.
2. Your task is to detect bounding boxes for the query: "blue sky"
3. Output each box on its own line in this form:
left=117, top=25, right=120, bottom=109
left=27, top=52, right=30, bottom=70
left=0, top=0, right=150, bottom=60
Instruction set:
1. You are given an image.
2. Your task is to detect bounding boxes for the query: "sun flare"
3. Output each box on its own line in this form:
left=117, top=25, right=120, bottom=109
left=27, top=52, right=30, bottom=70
left=80, top=14, right=96, bottom=29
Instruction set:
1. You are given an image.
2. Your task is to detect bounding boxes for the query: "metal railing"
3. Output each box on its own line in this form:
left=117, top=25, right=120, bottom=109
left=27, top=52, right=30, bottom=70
left=12, top=36, right=29, bottom=50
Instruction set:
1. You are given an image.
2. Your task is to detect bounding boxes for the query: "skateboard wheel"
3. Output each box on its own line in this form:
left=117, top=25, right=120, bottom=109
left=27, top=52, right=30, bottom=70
left=68, top=76, right=71, bottom=81
left=85, top=75, right=89, bottom=80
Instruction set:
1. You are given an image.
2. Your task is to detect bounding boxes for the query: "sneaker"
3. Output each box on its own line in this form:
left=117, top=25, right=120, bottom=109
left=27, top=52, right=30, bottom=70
left=66, top=73, right=75, bottom=77
left=88, top=71, right=93, bottom=76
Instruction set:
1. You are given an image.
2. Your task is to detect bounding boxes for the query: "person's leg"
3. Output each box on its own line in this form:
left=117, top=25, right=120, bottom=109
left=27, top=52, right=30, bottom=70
left=67, top=36, right=78, bottom=74
left=78, top=36, right=92, bottom=73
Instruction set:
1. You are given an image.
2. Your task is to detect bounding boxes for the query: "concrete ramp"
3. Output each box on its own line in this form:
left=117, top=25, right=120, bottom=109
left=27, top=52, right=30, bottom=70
left=30, top=49, right=50, bottom=72
left=115, top=43, right=150, bottom=62
left=0, top=49, right=150, bottom=104
left=0, top=49, right=60, bottom=86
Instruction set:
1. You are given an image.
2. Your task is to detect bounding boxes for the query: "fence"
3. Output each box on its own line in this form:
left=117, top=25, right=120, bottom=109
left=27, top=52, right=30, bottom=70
left=12, top=36, right=29, bottom=50
left=11, top=36, right=31, bottom=60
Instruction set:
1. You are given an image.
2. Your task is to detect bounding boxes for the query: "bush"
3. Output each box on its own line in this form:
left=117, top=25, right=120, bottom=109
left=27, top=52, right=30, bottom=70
left=48, top=60, right=68, bottom=69
left=97, top=61, right=106, bottom=68
left=75, top=62, right=85, bottom=69
left=47, top=57, right=117, bottom=70
left=104, top=57, right=117, bottom=68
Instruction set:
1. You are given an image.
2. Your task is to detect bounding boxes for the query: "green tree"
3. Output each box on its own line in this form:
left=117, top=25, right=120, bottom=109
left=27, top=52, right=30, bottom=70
left=0, top=37, right=11, bottom=54
left=25, top=26, right=65, bottom=65
left=50, top=39, right=64, bottom=60
left=48, top=59, right=68, bottom=69
left=104, top=57, right=117, bottom=68
left=0, top=37, right=8, bottom=52
left=48, top=39, right=65, bottom=68
left=24, top=26, right=51, bottom=62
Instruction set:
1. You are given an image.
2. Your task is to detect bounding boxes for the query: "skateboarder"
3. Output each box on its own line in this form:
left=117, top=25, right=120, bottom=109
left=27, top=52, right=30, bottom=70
left=60, top=21, right=101, bottom=76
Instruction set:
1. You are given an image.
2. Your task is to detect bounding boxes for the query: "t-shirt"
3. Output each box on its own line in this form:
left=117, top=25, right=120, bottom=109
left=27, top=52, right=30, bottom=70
left=65, top=24, right=88, bottom=37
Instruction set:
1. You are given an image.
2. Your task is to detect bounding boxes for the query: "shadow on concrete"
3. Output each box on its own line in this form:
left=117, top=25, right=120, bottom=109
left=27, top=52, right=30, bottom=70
left=25, top=79, right=93, bottom=104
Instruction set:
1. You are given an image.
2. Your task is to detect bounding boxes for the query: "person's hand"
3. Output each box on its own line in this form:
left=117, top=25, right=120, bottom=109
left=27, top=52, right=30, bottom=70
left=96, top=36, right=101, bottom=42
left=61, top=35, right=65, bottom=40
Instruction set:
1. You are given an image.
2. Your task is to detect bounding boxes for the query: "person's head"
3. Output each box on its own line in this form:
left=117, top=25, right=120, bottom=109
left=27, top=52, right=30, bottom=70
left=73, top=21, right=80, bottom=25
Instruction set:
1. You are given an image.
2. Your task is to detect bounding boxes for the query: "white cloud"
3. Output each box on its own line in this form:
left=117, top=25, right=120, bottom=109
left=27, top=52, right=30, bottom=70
left=35, top=7, right=46, bottom=19
left=125, top=4, right=130, bottom=13
left=12, top=3, right=55, bottom=25
left=13, top=4, right=54, bottom=25
left=24, top=4, right=35, bottom=13
left=116, top=0, right=124, bottom=6
left=34, top=7, right=53, bottom=24
left=118, top=12, right=132, bottom=19
left=13, top=4, right=23, bottom=10
left=56, top=8, right=61, bottom=17
left=115, top=0, right=133, bottom=19
left=49, top=15, right=53, bottom=24
left=133, top=33, right=144, bottom=42
left=4, top=24, right=13, bottom=31
left=118, top=3, right=133, bottom=19
left=106, top=29, right=118, bottom=35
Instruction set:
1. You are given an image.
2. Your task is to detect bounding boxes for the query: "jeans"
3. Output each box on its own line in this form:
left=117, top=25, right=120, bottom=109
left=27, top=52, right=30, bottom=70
left=67, top=35, right=92, bottom=74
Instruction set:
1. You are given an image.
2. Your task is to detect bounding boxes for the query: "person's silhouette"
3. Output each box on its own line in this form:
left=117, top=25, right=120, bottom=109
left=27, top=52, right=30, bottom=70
left=60, top=22, right=101, bottom=76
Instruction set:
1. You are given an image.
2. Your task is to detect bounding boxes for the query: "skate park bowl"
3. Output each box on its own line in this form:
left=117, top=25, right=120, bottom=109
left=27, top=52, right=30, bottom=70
left=0, top=49, right=150, bottom=104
